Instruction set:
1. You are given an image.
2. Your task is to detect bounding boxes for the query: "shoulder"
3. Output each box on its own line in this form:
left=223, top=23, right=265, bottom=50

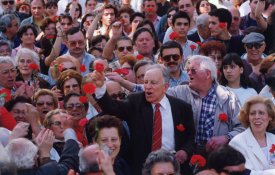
left=167, top=94, right=192, bottom=109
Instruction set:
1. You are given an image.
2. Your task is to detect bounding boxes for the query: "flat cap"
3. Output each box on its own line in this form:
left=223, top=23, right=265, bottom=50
left=242, top=32, right=265, bottom=44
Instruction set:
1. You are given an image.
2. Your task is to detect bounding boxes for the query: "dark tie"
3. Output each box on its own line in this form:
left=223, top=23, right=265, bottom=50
left=53, top=142, right=65, bottom=156
left=152, top=103, right=162, bottom=151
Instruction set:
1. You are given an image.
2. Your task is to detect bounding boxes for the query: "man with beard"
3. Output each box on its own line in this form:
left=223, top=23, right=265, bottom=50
left=160, top=41, right=189, bottom=87
left=0, top=0, right=28, bottom=22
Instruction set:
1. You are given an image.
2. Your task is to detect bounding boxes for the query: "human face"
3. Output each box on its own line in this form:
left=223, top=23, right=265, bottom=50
left=67, top=31, right=86, bottom=56
left=178, top=0, right=195, bottom=18
left=70, top=4, right=80, bottom=19
left=1, top=0, right=15, bottom=13
left=83, top=16, right=95, bottom=31
left=245, top=42, right=265, bottom=64
left=61, top=61, right=77, bottom=71
left=199, top=0, right=211, bottom=14
left=95, top=39, right=107, bottom=49
left=222, top=163, right=246, bottom=175
left=46, top=5, right=57, bottom=17
left=151, top=162, right=175, bottom=175
left=10, top=102, right=27, bottom=122
left=60, top=18, right=72, bottom=33
left=31, top=0, right=45, bottom=20
left=63, top=78, right=80, bottom=96
left=144, top=69, right=168, bottom=104
left=65, top=96, right=85, bottom=121
left=131, top=16, right=143, bottom=31
left=19, top=4, right=30, bottom=15
left=85, top=0, right=97, bottom=13
left=144, top=0, right=157, bottom=16
left=134, top=31, right=155, bottom=57
left=250, top=0, right=259, bottom=15
left=20, top=28, right=35, bottom=45
left=209, top=16, right=223, bottom=38
left=36, top=95, right=55, bottom=119
left=0, top=62, right=16, bottom=89
left=122, top=0, right=131, bottom=5
left=18, top=53, right=35, bottom=76
left=120, top=12, right=130, bottom=26
left=102, top=8, right=115, bottom=27
left=49, top=114, right=65, bottom=140
left=223, top=62, right=243, bottom=86
left=161, top=48, right=182, bottom=74
left=115, top=40, right=133, bottom=60
left=172, top=18, right=190, bottom=38
left=167, top=10, right=176, bottom=27
left=136, top=64, right=150, bottom=84
left=7, top=19, right=19, bottom=35
left=97, top=127, right=121, bottom=160
left=121, top=62, right=136, bottom=83
left=0, top=45, right=11, bottom=56
left=187, top=60, right=210, bottom=92
left=229, top=9, right=241, bottom=32
left=249, top=103, right=271, bottom=135
left=44, top=23, right=56, bottom=35
left=208, top=50, right=223, bottom=69
left=106, top=81, right=125, bottom=101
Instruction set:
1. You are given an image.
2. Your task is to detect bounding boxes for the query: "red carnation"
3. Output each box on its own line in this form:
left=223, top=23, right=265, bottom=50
left=136, top=54, right=144, bottom=60
left=79, top=96, right=88, bottom=103
left=270, top=144, right=275, bottom=154
left=190, top=44, right=197, bottom=51
left=219, top=113, right=228, bottom=122
left=176, top=124, right=185, bottom=132
left=113, top=68, right=129, bottom=75
left=79, top=118, right=89, bottom=127
left=82, top=83, right=96, bottom=94
left=52, top=16, right=60, bottom=23
left=95, top=63, right=104, bottom=72
left=196, top=41, right=202, bottom=47
left=80, top=64, right=86, bottom=72
left=28, top=63, right=39, bottom=71
left=190, top=155, right=206, bottom=167
left=58, top=64, right=64, bottom=72
left=147, top=7, right=153, bottom=13
left=0, top=88, right=11, bottom=102
left=46, top=35, right=55, bottom=39
left=219, top=22, right=227, bottom=28
left=169, top=32, right=179, bottom=40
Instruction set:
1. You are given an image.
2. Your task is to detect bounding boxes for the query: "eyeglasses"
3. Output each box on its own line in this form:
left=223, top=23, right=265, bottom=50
left=110, top=92, right=126, bottom=100
left=187, top=68, right=198, bottom=75
left=245, top=43, right=263, bottom=49
left=36, top=102, right=54, bottom=107
left=68, top=40, right=85, bottom=47
left=64, top=84, right=79, bottom=89
left=117, top=46, right=133, bottom=52
left=162, top=54, right=181, bottom=62
left=2, top=1, right=14, bottom=5
left=50, top=121, right=62, bottom=126
left=167, top=14, right=173, bottom=18
left=66, top=103, right=84, bottom=110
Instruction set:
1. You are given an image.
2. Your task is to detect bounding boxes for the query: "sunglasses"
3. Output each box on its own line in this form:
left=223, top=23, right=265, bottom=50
left=36, top=102, right=54, bottom=107
left=162, top=54, right=181, bottom=62
left=167, top=14, right=173, bottom=18
left=186, top=68, right=198, bottom=75
left=245, top=43, right=263, bottom=49
left=117, top=46, right=133, bottom=52
left=110, top=92, right=126, bottom=100
left=2, top=1, right=14, bottom=5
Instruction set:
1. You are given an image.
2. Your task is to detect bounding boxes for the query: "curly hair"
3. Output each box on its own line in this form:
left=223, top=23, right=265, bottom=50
left=199, top=40, right=226, bottom=57
left=56, top=69, right=82, bottom=95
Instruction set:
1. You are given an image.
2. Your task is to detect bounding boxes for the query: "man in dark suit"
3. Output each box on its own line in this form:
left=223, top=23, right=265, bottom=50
left=90, top=64, right=195, bottom=175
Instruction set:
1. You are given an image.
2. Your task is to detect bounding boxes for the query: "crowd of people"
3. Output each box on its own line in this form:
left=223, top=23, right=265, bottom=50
left=0, top=0, right=275, bottom=174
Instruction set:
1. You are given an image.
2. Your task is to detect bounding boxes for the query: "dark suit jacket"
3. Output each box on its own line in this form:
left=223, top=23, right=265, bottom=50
left=18, top=139, right=80, bottom=175
left=187, top=31, right=201, bottom=43
left=97, top=92, right=195, bottom=175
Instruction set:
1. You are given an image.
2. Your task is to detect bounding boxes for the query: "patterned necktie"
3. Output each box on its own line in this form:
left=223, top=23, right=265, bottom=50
left=152, top=103, right=162, bottom=151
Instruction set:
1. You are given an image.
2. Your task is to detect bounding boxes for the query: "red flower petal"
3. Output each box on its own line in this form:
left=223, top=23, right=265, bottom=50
left=46, top=35, right=55, bottom=39
left=196, top=41, right=202, bottom=47
left=28, top=63, right=39, bottom=71
left=113, top=68, right=129, bottom=75
left=190, top=44, right=197, bottom=51
left=0, top=88, right=11, bottom=102
left=147, top=7, right=153, bottom=13
left=176, top=124, right=185, bottom=132
left=82, top=83, right=96, bottom=94
left=169, top=32, right=179, bottom=40
left=190, top=155, right=206, bottom=167
left=219, top=113, right=228, bottom=122
left=219, top=22, right=227, bottom=28
left=79, top=96, right=88, bottom=103
left=80, top=64, right=86, bottom=72
left=58, top=64, right=64, bottom=72
left=95, top=63, right=104, bottom=72
left=79, top=118, right=89, bottom=127
left=136, top=54, right=144, bottom=60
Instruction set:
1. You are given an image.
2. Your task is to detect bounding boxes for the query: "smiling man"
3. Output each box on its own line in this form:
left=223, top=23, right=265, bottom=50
left=91, top=64, right=195, bottom=175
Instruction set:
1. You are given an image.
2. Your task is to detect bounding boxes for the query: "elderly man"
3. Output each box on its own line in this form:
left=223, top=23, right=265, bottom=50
left=0, top=40, right=12, bottom=56
left=0, top=0, right=28, bottom=21
left=0, top=56, right=16, bottom=90
left=167, top=55, right=244, bottom=156
left=90, top=64, right=195, bottom=175
left=229, top=8, right=243, bottom=37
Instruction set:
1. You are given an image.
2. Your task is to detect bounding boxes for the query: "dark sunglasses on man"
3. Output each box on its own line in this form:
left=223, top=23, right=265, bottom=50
left=245, top=43, right=263, bottom=49
left=117, top=46, right=133, bottom=52
left=162, top=54, right=181, bottom=62
left=110, top=92, right=126, bottom=100
left=2, top=0, right=14, bottom=5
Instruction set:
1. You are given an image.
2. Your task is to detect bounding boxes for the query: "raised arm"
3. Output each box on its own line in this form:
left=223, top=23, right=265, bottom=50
left=255, top=0, right=267, bottom=32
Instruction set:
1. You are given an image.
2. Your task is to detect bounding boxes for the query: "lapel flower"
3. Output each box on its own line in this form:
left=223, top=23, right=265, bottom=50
left=79, top=96, right=88, bottom=103
left=82, top=83, right=96, bottom=94
left=80, top=64, right=86, bottom=72
left=196, top=41, right=202, bottom=47
left=113, top=68, right=129, bottom=75
left=219, top=22, right=227, bottom=28
left=176, top=124, right=185, bottom=132
left=79, top=118, right=89, bottom=127
left=169, top=32, right=179, bottom=41
left=95, top=63, right=104, bottom=72
left=190, top=44, right=197, bottom=51
left=28, top=63, right=39, bottom=71
left=190, top=154, right=206, bottom=174
left=147, top=7, right=153, bottom=13
left=136, top=54, right=144, bottom=60
left=0, top=88, right=11, bottom=102
left=219, top=113, right=228, bottom=122
left=269, top=144, right=275, bottom=154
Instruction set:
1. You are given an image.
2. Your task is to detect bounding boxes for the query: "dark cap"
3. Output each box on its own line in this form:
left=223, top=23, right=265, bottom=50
left=242, top=32, right=265, bottom=44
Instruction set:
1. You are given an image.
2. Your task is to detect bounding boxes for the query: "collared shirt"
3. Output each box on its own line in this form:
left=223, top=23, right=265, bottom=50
left=169, top=70, right=189, bottom=87
left=152, top=95, right=175, bottom=151
left=0, top=32, right=20, bottom=49
left=181, top=40, right=199, bottom=60
left=196, top=83, right=217, bottom=144
left=20, top=16, right=41, bottom=34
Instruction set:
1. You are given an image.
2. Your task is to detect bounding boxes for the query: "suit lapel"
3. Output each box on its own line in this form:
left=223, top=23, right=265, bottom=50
left=167, top=96, right=180, bottom=148
left=142, top=100, right=154, bottom=146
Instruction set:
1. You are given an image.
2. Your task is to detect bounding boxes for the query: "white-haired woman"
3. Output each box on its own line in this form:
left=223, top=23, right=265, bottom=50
left=15, top=48, right=50, bottom=89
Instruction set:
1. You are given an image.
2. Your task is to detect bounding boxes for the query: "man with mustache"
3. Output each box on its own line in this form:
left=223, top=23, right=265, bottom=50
left=160, top=41, right=189, bottom=87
